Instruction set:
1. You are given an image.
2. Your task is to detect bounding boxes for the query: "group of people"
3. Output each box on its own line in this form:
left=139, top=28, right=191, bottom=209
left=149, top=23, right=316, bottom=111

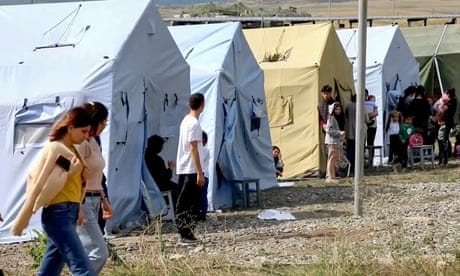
left=8, top=93, right=209, bottom=274
left=318, top=83, right=457, bottom=181
left=387, top=86, right=457, bottom=171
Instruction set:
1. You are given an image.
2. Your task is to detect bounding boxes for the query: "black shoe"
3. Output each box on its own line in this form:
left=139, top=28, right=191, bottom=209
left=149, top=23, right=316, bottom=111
left=179, top=233, right=198, bottom=245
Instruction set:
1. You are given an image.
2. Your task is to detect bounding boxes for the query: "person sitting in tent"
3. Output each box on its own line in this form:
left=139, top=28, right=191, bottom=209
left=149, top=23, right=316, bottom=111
left=272, top=145, right=284, bottom=177
left=145, top=135, right=178, bottom=206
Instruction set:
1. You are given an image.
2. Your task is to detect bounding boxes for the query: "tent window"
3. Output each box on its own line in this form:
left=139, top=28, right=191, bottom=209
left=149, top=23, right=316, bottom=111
left=15, top=123, right=53, bottom=149
left=14, top=101, right=64, bottom=149
left=267, top=96, right=293, bottom=128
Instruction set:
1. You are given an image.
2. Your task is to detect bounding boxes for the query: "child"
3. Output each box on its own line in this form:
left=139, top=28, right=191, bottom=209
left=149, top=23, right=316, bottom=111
left=399, top=116, right=415, bottom=171
left=437, top=117, right=449, bottom=166
left=386, top=111, right=401, bottom=166
left=409, top=128, right=424, bottom=148
left=198, top=131, right=210, bottom=221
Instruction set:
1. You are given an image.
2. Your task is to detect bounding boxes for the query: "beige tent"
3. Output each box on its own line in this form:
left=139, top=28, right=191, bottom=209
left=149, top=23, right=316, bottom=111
left=244, top=23, right=355, bottom=178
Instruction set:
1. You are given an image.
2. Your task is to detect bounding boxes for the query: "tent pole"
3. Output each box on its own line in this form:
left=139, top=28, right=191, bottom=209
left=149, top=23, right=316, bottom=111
left=354, top=0, right=368, bottom=217
left=434, top=25, right=448, bottom=94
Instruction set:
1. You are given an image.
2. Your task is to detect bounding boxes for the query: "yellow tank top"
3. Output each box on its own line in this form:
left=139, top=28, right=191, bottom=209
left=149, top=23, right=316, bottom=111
left=49, top=146, right=83, bottom=205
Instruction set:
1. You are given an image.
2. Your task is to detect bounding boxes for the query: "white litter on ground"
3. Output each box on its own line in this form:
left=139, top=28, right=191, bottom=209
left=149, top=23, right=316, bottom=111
left=278, top=181, right=295, bottom=187
left=257, top=209, right=296, bottom=221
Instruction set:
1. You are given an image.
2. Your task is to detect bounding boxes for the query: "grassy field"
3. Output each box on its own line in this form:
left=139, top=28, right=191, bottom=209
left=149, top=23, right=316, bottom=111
left=158, top=0, right=460, bottom=27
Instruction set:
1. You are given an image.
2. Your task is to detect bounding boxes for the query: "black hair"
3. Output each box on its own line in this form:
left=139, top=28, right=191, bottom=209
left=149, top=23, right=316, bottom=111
left=321, top=85, right=332, bottom=93
left=189, top=93, right=205, bottom=110
left=82, top=102, right=109, bottom=135
left=202, top=131, right=208, bottom=144
left=146, top=135, right=165, bottom=155
left=446, top=88, right=456, bottom=99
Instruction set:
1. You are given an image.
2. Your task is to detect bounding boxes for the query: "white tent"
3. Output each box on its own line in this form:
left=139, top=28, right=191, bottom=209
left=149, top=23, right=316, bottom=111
left=169, top=23, right=277, bottom=209
left=0, top=0, right=190, bottom=243
left=337, top=25, right=419, bottom=158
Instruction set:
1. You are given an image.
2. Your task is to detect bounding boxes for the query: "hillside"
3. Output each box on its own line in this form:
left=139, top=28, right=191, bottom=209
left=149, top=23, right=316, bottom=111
left=158, top=0, right=459, bottom=23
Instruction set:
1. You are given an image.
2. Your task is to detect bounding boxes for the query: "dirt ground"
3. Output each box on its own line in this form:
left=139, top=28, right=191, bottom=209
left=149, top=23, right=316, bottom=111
left=2, top=160, right=460, bottom=275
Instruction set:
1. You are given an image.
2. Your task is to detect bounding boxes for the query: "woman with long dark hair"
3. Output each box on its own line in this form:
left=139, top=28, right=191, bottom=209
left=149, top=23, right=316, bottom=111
left=76, top=102, right=112, bottom=274
left=12, top=107, right=95, bottom=275
left=325, top=102, right=345, bottom=183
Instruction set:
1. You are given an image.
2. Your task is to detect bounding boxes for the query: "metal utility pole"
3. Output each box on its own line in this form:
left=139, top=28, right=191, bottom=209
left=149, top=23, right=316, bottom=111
left=354, top=0, right=368, bottom=217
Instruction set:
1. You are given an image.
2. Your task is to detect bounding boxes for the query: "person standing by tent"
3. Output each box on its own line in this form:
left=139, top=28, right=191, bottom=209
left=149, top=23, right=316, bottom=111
left=11, top=107, right=96, bottom=275
left=443, top=88, right=457, bottom=156
left=76, top=102, right=112, bottom=274
left=318, top=85, right=335, bottom=132
left=176, top=93, right=205, bottom=244
left=408, top=85, right=431, bottom=138
left=365, top=92, right=378, bottom=146
left=325, top=102, right=345, bottom=183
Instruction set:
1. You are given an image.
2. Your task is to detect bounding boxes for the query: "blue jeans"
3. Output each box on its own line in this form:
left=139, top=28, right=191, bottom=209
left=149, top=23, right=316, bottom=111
left=77, top=196, right=109, bottom=274
left=38, top=202, right=96, bottom=276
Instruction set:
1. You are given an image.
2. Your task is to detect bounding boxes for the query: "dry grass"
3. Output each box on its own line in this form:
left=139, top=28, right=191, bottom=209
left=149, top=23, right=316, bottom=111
left=3, top=161, right=460, bottom=275
left=99, top=162, right=460, bottom=275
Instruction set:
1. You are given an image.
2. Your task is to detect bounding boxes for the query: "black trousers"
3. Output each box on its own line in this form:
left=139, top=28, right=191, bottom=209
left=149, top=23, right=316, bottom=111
left=400, top=141, right=409, bottom=168
left=176, top=174, right=201, bottom=238
left=367, top=127, right=377, bottom=146
left=438, top=140, right=449, bottom=165
left=388, top=134, right=401, bottom=163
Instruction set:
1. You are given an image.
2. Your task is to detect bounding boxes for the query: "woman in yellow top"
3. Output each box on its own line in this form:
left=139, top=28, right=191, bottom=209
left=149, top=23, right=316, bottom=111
left=76, top=102, right=112, bottom=274
left=35, top=107, right=96, bottom=275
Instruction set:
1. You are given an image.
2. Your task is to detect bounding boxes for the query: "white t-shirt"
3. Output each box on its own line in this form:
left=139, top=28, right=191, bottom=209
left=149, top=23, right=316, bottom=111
left=176, top=114, right=202, bottom=174
left=199, top=144, right=210, bottom=177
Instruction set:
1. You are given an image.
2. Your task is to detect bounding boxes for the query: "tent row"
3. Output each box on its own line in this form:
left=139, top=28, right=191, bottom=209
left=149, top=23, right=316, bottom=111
left=0, top=0, right=433, bottom=243
left=0, top=0, right=277, bottom=243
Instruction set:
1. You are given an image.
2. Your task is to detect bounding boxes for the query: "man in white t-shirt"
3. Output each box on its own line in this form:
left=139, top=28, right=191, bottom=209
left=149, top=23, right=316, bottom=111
left=176, top=93, right=205, bottom=244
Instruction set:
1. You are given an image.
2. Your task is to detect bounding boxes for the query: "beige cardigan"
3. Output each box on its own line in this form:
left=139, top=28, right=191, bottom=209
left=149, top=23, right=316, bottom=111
left=11, top=141, right=86, bottom=236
